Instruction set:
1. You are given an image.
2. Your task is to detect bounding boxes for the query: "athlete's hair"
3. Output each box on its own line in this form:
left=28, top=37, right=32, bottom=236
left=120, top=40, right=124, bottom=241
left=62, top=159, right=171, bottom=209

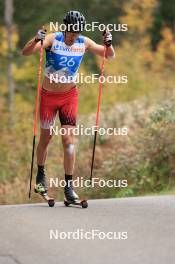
left=63, top=11, right=86, bottom=33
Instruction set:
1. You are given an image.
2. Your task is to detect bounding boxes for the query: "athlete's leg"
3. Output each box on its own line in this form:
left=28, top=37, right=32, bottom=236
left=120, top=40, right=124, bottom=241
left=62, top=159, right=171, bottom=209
left=35, top=88, right=57, bottom=191
left=59, top=87, right=79, bottom=200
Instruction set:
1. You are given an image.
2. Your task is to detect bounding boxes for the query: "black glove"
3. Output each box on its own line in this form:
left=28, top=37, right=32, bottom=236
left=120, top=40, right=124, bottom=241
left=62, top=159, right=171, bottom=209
left=35, top=29, right=47, bottom=42
left=103, top=30, right=112, bottom=47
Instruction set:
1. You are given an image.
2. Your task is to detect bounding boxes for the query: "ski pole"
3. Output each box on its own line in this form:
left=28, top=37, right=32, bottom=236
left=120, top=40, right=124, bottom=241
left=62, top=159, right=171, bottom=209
left=90, top=45, right=107, bottom=182
left=28, top=39, right=43, bottom=199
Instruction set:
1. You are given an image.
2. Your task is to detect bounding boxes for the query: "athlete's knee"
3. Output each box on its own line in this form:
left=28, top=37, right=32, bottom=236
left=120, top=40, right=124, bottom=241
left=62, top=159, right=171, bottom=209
left=65, top=143, right=75, bottom=155
left=62, top=138, right=75, bottom=155
left=62, top=130, right=75, bottom=155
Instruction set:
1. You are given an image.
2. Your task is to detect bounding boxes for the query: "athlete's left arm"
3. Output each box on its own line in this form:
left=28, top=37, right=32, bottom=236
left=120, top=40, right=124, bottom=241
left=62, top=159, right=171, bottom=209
left=84, top=32, right=115, bottom=59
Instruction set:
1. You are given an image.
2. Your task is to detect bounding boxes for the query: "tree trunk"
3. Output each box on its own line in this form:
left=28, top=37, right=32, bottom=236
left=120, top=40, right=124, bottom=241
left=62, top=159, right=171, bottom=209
left=5, top=0, right=14, bottom=112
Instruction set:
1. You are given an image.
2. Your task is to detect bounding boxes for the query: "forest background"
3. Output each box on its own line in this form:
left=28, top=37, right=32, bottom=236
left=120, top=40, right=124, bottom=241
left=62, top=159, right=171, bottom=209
left=0, top=0, right=175, bottom=204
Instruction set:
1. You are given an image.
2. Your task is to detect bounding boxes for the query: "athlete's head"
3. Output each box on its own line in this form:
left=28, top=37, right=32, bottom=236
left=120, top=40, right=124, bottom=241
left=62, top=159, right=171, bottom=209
left=63, top=11, right=86, bottom=33
left=63, top=11, right=86, bottom=46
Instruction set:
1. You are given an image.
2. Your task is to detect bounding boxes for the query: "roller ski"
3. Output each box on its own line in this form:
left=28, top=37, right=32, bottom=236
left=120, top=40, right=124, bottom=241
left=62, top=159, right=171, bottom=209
left=34, top=183, right=55, bottom=207
left=64, top=183, right=88, bottom=209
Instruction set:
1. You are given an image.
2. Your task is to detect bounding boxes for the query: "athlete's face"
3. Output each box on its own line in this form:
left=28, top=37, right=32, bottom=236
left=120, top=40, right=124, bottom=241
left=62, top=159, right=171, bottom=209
left=64, top=32, right=80, bottom=46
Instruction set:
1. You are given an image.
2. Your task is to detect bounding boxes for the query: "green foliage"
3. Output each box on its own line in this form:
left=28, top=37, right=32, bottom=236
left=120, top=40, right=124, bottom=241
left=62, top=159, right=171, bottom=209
left=107, top=99, right=175, bottom=196
left=150, top=100, right=175, bottom=124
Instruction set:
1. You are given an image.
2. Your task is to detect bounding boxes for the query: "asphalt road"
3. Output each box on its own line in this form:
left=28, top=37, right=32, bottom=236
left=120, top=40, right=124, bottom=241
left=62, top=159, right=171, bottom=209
left=0, top=195, right=175, bottom=264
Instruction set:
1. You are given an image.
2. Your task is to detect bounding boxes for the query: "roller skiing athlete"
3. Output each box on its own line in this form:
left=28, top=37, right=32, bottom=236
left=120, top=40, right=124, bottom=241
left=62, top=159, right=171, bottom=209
left=22, top=11, right=115, bottom=207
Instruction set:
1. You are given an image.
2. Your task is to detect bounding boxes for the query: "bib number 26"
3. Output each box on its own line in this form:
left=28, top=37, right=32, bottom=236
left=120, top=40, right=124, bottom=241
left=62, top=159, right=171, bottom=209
left=59, top=57, right=75, bottom=67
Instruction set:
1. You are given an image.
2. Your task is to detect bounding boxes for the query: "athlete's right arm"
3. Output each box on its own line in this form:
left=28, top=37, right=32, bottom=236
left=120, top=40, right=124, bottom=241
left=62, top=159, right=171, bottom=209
left=22, top=30, right=55, bottom=56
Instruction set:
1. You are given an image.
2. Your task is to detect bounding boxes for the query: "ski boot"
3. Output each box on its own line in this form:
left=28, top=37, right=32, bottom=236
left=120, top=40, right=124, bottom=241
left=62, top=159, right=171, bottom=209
left=34, top=169, right=55, bottom=207
left=64, top=182, right=88, bottom=208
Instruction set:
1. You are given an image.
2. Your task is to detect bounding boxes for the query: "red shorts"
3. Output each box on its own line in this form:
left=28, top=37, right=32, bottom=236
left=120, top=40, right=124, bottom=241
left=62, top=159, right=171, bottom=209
left=40, top=86, right=78, bottom=129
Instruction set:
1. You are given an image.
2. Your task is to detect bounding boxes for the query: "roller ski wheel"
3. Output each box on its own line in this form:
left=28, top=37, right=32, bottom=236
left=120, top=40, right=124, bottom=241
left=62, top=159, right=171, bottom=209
left=34, top=185, right=55, bottom=207
left=64, top=199, right=88, bottom=209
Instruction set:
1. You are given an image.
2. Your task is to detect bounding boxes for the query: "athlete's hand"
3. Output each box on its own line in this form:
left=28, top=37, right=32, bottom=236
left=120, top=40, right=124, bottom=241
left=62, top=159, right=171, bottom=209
left=35, top=28, right=47, bottom=43
left=103, top=30, right=112, bottom=47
